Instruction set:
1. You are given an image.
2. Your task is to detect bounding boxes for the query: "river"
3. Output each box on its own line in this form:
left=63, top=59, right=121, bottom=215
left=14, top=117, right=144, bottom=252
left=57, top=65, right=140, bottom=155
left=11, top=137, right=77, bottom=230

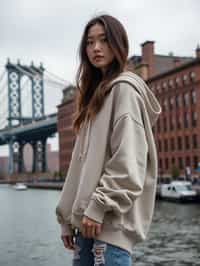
left=0, top=184, right=199, bottom=266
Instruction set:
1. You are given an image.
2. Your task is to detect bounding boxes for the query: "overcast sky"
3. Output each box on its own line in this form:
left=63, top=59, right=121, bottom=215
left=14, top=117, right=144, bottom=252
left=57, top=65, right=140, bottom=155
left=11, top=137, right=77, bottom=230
left=0, top=0, right=200, bottom=156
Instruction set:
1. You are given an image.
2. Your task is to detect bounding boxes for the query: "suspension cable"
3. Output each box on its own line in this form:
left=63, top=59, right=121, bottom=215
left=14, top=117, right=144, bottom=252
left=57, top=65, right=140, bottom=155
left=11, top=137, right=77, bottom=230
left=45, top=69, right=69, bottom=84
left=0, top=70, right=6, bottom=83
left=0, top=80, right=8, bottom=97
left=44, top=78, right=67, bottom=88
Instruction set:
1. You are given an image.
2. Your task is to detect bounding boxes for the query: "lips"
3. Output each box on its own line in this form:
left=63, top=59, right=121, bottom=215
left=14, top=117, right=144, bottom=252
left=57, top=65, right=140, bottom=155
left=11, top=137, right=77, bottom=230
left=94, top=55, right=104, bottom=61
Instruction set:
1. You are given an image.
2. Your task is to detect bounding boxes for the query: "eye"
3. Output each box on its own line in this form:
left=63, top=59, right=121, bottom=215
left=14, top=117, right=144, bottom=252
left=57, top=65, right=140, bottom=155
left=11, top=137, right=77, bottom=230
left=86, top=40, right=93, bottom=46
left=101, top=37, right=107, bottom=43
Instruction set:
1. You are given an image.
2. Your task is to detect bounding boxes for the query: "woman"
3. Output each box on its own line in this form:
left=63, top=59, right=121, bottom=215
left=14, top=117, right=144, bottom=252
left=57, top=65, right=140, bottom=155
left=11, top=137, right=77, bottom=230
left=56, top=14, right=161, bottom=266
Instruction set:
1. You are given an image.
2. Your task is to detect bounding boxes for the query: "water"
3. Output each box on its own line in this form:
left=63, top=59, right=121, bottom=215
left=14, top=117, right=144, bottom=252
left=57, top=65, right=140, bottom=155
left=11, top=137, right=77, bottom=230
left=0, top=184, right=199, bottom=266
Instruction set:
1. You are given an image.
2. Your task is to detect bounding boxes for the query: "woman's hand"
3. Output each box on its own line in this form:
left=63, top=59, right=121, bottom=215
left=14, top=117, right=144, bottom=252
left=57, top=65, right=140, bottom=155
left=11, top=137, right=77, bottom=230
left=61, top=235, right=75, bottom=250
left=81, top=216, right=102, bottom=238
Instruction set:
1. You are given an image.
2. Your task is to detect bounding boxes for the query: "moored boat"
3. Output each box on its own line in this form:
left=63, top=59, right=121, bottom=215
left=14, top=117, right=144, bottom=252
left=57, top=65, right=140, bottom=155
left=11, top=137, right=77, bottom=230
left=13, top=183, right=28, bottom=190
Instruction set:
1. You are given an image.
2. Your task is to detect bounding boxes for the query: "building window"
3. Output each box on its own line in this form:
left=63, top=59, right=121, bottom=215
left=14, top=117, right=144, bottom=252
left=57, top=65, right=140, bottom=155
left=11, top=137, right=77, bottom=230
left=165, top=158, right=169, bottom=170
left=193, top=156, right=198, bottom=169
left=190, top=71, right=196, bottom=81
left=163, top=117, right=167, bottom=131
left=191, top=90, right=197, bottom=104
left=162, top=82, right=167, bottom=93
left=157, top=119, right=160, bottom=133
left=175, top=77, right=180, bottom=87
left=177, top=115, right=182, bottom=129
left=159, top=158, right=163, bottom=170
left=176, top=95, right=182, bottom=108
left=171, top=157, right=175, bottom=165
left=178, top=157, right=183, bottom=169
left=192, top=112, right=197, bottom=127
left=178, top=136, right=182, bottom=150
left=185, top=135, right=190, bottom=150
left=192, top=134, right=198, bottom=149
left=183, top=74, right=187, bottom=84
left=170, top=115, right=175, bottom=130
left=164, top=139, right=168, bottom=152
left=170, top=138, right=175, bottom=151
left=186, top=156, right=191, bottom=167
left=184, top=112, right=189, bottom=128
left=184, top=93, right=189, bottom=106
left=169, top=79, right=173, bottom=88
left=170, top=97, right=174, bottom=109
left=163, top=99, right=168, bottom=111
left=158, top=140, right=162, bottom=152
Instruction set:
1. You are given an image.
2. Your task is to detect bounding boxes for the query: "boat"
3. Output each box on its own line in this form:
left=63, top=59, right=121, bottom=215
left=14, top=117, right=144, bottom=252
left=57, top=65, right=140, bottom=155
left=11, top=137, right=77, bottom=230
left=160, top=181, right=197, bottom=202
left=13, top=183, right=28, bottom=190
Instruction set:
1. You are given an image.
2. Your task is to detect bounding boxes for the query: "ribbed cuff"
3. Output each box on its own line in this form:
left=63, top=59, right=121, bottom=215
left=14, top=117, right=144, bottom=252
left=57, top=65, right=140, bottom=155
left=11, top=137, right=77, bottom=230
left=61, top=223, right=73, bottom=236
left=84, top=199, right=105, bottom=224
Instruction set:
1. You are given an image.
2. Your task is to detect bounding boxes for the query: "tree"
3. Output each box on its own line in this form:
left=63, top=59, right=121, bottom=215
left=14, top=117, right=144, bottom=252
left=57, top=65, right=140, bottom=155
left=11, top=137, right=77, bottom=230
left=171, top=164, right=180, bottom=179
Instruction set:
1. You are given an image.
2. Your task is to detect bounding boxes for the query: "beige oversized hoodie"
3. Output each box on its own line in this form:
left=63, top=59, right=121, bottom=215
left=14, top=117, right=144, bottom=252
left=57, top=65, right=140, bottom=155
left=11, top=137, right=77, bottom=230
left=56, top=71, right=161, bottom=255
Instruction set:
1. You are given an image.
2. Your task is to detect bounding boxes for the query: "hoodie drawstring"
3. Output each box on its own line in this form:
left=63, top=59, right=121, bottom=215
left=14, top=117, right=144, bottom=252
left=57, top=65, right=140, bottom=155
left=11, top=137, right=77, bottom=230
left=79, top=119, right=91, bottom=161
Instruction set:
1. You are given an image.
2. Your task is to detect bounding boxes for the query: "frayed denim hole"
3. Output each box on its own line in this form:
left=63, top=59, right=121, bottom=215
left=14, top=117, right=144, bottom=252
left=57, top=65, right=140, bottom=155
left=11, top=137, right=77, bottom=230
left=92, top=243, right=107, bottom=266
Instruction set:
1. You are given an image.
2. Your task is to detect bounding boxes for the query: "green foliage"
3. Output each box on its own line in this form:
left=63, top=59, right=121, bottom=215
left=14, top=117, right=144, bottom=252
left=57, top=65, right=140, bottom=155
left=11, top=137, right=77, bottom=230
left=53, top=171, right=58, bottom=178
left=171, top=164, right=180, bottom=179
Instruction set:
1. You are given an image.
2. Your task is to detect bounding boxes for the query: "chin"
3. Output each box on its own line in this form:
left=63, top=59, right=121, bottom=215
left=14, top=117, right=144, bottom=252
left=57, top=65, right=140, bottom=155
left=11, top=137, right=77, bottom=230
left=94, top=63, right=107, bottom=69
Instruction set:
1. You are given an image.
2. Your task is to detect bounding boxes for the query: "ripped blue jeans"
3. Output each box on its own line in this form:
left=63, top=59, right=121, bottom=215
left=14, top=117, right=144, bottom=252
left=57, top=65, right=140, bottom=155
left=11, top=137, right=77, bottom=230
left=72, top=230, right=132, bottom=266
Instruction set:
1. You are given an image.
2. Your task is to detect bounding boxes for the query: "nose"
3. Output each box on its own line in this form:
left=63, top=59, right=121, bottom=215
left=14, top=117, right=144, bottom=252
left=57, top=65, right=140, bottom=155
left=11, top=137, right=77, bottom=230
left=94, top=41, right=101, bottom=51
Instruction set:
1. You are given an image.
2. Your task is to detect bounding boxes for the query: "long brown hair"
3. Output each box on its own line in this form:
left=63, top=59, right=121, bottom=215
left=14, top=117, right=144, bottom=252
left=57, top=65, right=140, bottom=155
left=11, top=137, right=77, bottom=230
left=72, top=14, right=129, bottom=134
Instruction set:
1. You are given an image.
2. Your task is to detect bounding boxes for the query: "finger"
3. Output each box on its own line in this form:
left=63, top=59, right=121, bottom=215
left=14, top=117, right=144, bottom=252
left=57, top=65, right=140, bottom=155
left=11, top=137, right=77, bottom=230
left=85, top=223, right=92, bottom=238
left=67, top=236, right=75, bottom=250
left=90, top=225, right=96, bottom=238
left=95, top=224, right=102, bottom=236
left=81, top=220, right=87, bottom=238
left=61, top=235, right=73, bottom=250
left=86, top=222, right=94, bottom=238
left=61, top=235, right=69, bottom=249
left=68, top=236, right=75, bottom=250
left=85, top=222, right=90, bottom=238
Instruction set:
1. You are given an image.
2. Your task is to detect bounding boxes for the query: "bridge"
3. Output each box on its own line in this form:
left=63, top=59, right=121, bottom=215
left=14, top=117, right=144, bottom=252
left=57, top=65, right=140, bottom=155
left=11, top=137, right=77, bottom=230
left=0, top=59, right=69, bottom=175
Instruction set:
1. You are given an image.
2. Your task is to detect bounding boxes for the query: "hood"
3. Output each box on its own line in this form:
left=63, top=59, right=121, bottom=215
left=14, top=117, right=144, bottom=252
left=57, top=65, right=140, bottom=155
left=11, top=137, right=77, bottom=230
left=109, top=71, right=162, bottom=127
left=78, top=71, right=161, bottom=161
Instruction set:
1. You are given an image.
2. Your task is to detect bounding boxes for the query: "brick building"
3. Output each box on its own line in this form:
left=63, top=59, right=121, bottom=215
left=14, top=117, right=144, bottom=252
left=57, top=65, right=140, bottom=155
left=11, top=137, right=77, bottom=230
left=57, top=86, right=76, bottom=175
left=0, top=156, right=8, bottom=178
left=57, top=41, right=200, bottom=179
left=129, top=41, right=200, bottom=178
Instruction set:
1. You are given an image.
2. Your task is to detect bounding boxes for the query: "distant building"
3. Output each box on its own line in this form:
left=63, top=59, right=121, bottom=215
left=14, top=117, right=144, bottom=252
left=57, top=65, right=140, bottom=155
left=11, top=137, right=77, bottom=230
left=47, top=144, right=59, bottom=173
left=128, top=41, right=200, bottom=178
left=0, top=156, right=8, bottom=178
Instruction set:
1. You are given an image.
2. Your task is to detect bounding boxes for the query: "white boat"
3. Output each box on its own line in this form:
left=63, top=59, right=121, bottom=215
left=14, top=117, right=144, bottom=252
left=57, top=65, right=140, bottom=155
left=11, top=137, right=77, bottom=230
left=13, top=183, right=27, bottom=190
left=160, top=181, right=197, bottom=202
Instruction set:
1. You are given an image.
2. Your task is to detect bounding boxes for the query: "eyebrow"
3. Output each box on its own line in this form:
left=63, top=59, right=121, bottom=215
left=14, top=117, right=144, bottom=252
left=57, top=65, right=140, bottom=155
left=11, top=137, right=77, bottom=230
left=87, top=33, right=106, bottom=39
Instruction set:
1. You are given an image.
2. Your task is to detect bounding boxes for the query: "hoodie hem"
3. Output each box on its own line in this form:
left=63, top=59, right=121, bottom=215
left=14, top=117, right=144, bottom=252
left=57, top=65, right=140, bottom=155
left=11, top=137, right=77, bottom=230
left=71, top=213, right=141, bottom=255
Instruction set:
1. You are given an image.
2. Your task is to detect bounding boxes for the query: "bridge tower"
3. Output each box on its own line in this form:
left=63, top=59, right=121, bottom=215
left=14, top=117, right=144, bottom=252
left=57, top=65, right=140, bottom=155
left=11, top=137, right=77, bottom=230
left=6, top=59, right=47, bottom=175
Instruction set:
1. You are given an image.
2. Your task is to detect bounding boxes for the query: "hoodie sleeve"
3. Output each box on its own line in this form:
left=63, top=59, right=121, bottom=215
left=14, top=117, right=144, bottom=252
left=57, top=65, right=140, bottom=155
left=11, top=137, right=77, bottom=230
left=84, top=113, right=148, bottom=224
left=56, top=208, right=73, bottom=236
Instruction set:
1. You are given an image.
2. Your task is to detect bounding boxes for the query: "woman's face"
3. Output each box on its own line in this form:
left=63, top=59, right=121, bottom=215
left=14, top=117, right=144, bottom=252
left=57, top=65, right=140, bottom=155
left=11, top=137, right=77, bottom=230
left=86, top=23, right=115, bottom=74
